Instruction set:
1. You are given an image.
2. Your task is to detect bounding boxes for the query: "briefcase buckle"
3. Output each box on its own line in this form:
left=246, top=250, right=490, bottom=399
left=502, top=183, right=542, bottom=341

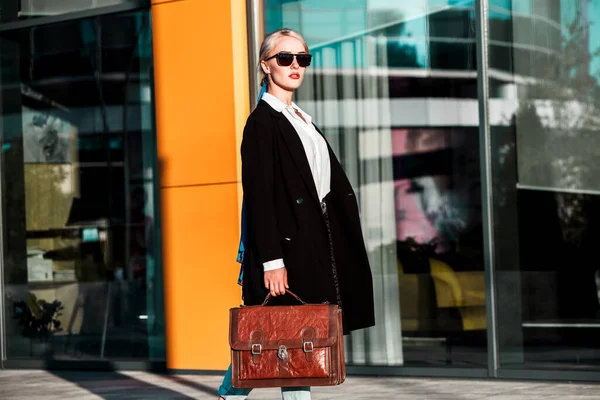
left=303, top=341, right=314, bottom=353
left=251, top=344, right=262, bottom=355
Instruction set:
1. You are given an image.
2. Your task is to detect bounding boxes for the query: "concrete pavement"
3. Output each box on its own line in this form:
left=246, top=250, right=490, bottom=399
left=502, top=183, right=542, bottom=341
left=1, top=369, right=600, bottom=399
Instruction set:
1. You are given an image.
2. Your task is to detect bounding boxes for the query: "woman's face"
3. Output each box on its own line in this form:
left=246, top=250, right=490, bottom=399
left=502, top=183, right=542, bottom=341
left=262, top=36, right=308, bottom=92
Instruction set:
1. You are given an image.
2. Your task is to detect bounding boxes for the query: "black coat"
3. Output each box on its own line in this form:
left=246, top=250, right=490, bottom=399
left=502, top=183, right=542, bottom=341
left=240, top=100, right=375, bottom=334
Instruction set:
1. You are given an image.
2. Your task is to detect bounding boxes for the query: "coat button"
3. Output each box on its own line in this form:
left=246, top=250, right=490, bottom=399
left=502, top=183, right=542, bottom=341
left=296, top=198, right=304, bottom=204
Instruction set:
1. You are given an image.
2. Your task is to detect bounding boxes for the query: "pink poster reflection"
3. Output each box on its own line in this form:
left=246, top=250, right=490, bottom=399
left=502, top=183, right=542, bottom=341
left=393, top=129, right=468, bottom=253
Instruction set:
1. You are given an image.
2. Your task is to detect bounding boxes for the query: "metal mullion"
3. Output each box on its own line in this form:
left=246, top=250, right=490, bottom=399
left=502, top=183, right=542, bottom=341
left=246, top=0, right=263, bottom=106
left=474, top=0, right=499, bottom=378
left=0, top=1, right=149, bottom=33
left=0, top=47, right=6, bottom=367
left=498, top=368, right=600, bottom=382
left=346, top=366, right=489, bottom=379
left=0, top=144, right=4, bottom=367
left=2, top=359, right=167, bottom=371
left=0, top=76, right=7, bottom=369
left=145, top=12, right=167, bottom=360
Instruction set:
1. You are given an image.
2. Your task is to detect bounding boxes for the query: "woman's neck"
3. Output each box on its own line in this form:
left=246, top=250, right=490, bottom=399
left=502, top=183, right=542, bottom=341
left=267, top=85, right=293, bottom=106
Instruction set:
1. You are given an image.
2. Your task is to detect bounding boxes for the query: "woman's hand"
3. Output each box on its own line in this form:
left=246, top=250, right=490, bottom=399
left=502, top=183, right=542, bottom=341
left=264, top=267, right=289, bottom=296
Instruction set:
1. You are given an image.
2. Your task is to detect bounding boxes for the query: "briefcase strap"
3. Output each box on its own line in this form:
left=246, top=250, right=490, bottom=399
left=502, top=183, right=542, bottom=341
left=262, top=289, right=306, bottom=305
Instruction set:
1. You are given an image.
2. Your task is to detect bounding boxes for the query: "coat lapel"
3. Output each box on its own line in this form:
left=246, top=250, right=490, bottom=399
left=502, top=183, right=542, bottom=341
left=261, top=102, right=319, bottom=203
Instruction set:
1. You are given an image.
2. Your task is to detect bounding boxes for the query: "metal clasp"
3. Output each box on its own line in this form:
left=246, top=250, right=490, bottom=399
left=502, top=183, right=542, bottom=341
left=277, top=345, right=288, bottom=361
left=251, top=344, right=262, bottom=355
left=303, top=341, right=314, bottom=353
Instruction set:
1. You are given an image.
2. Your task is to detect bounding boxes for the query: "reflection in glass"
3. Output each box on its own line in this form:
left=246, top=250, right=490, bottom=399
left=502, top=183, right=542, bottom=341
left=0, top=11, right=164, bottom=361
left=0, top=0, right=137, bottom=22
left=491, top=0, right=600, bottom=369
left=393, top=127, right=485, bottom=366
left=264, top=0, right=486, bottom=367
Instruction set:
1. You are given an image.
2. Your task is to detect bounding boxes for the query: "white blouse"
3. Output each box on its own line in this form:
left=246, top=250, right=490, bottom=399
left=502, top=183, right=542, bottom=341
left=260, top=92, right=331, bottom=271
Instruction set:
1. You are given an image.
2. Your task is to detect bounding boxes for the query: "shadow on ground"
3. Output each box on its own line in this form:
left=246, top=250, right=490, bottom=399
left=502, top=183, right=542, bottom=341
left=162, top=375, right=221, bottom=397
left=50, top=370, right=209, bottom=399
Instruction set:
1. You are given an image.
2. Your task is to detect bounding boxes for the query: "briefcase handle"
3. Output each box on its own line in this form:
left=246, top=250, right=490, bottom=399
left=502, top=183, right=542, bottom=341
left=262, top=289, right=306, bottom=305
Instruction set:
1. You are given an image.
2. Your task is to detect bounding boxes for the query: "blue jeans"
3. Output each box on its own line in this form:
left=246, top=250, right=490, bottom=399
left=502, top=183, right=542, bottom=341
left=218, top=364, right=311, bottom=399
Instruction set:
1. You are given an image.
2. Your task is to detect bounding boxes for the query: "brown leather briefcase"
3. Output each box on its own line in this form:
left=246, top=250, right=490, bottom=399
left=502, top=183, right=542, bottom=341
left=229, top=290, right=346, bottom=388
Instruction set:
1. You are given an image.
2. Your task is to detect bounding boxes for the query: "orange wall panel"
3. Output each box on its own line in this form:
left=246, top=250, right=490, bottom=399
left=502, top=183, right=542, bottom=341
left=152, top=0, right=250, bottom=370
left=230, top=0, right=250, bottom=212
left=160, top=184, right=242, bottom=370
left=152, top=0, right=238, bottom=188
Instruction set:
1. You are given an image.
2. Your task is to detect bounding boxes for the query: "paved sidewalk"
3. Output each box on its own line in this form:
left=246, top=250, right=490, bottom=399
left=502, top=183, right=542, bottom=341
left=1, top=369, right=600, bottom=399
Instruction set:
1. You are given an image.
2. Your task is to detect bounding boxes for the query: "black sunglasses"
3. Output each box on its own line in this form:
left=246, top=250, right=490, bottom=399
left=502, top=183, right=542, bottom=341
left=265, top=52, right=312, bottom=67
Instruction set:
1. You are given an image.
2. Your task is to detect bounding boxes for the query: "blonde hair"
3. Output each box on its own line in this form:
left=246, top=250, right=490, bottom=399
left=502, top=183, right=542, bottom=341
left=258, top=28, right=309, bottom=87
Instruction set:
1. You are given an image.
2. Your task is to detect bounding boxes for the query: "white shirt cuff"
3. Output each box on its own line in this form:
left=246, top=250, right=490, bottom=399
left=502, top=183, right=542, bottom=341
left=263, top=258, right=285, bottom=271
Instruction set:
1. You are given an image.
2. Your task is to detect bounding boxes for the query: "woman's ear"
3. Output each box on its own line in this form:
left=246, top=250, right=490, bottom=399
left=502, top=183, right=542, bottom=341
left=260, top=61, right=270, bottom=75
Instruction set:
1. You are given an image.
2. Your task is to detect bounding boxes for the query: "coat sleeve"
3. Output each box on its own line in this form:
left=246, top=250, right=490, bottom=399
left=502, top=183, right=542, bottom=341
left=241, top=116, right=283, bottom=265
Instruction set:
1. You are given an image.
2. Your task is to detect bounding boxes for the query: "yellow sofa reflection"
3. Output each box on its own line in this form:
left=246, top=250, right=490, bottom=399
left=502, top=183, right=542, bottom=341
left=398, top=257, right=486, bottom=335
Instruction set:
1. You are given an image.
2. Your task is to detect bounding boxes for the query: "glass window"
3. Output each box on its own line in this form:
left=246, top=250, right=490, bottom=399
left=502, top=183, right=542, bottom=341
left=491, top=0, right=600, bottom=370
left=0, top=10, right=164, bottom=361
left=264, top=0, right=486, bottom=368
left=0, top=0, right=141, bottom=23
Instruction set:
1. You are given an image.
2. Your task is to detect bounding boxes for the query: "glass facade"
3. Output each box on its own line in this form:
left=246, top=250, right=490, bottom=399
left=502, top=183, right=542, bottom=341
left=0, top=0, right=142, bottom=23
left=261, top=0, right=600, bottom=376
left=0, top=0, right=599, bottom=381
left=0, top=7, right=164, bottom=362
left=491, top=0, right=600, bottom=371
left=264, top=0, right=487, bottom=368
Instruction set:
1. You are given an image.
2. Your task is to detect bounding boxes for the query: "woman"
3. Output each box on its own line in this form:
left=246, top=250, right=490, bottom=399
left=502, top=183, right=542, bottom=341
left=218, top=28, right=375, bottom=400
